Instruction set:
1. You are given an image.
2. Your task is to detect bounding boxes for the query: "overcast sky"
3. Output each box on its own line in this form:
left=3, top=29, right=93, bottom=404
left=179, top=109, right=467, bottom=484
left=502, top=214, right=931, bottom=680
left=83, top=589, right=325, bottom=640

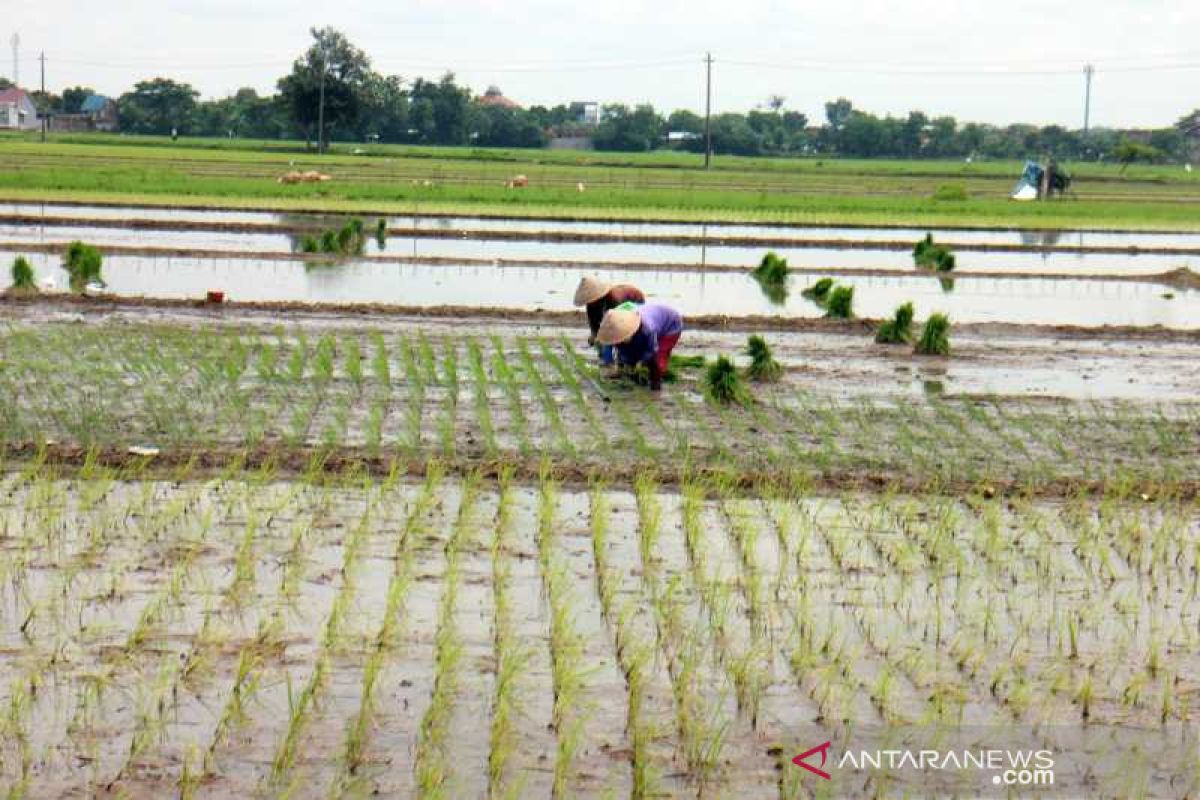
left=6, top=0, right=1198, bottom=128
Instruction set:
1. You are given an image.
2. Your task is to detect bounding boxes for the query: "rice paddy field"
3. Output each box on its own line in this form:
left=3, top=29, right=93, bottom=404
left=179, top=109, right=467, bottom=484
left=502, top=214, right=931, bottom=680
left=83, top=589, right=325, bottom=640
left=2, top=137, right=1200, bottom=798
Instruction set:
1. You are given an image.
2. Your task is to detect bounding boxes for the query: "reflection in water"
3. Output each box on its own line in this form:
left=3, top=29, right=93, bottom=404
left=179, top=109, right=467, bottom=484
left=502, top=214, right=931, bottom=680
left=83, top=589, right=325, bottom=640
left=1019, top=229, right=1065, bottom=247
left=939, top=277, right=956, bottom=293
left=751, top=272, right=790, bottom=305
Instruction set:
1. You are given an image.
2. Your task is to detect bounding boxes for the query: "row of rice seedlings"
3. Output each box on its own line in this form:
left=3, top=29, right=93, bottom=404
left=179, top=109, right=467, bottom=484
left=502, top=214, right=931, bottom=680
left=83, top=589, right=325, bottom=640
left=633, top=474, right=735, bottom=789
left=587, top=484, right=659, bottom=798
left=488, top=335, right=532, bottom=455
left=517, top=339, right=576, bottom=457
left=535, top=474, right=591, bottom=797
left=399, top=334, right=427, bottom=452
left=332, top=467, right=443, bottom=794
left=414, top=474, right=482, bottom=798
left=466, top=339, right=498, bottom=457
left=438, top=340, right=460, bottom=457
left=488, top=470, right=528, bottom=799
left=542, top=338, right=603, bottom=447
left=266, top=491, right=376, bottom=793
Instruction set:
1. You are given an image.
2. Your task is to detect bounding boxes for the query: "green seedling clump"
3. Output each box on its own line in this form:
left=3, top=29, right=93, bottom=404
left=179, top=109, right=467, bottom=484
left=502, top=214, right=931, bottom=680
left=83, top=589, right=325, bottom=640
left=703, top=355, right=751, bottom=405
left=669, top=354, right=706, bottom=370
left=875, top=301, right=915, bottom=344
left=752, top=251, right=790, bottom=305
left=9, top=256, right=36, bottom=292
left=913, top=233, right=956, bottom=272
left=62, top=241, right=104, bottom=292
left=915, top=312, right=952, bottom=355
left=375, top=218, right=388, bottom=247
left=824, top=285, right=854, bottom=318
left=744, top=335, right=781, bottom=382
left=801, top=277, right=834, bottom=302
left=300, top=234, right=320, bottom=253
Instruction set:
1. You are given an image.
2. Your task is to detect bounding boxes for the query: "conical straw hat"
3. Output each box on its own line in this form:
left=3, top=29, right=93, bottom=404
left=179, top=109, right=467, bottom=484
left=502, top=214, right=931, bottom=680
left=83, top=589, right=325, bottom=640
left=573, top=276, right=611, bottom=306
left=596, top=307, right=640, bottom=345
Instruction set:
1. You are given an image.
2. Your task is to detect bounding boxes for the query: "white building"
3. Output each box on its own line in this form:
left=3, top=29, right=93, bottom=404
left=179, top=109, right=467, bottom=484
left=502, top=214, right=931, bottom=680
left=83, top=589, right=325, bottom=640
left=0, top=87, right=40, bottom=130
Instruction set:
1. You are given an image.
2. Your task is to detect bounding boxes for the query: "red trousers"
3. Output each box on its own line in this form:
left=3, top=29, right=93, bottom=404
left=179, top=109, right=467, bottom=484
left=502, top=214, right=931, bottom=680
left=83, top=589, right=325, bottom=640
left=655, top=332, right=681, bottom=374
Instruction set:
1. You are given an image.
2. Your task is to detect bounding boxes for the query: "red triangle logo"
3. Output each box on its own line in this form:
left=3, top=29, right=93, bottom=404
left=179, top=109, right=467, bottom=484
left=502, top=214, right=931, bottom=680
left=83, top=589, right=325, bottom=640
left=792, top=741, right=833, bottom=780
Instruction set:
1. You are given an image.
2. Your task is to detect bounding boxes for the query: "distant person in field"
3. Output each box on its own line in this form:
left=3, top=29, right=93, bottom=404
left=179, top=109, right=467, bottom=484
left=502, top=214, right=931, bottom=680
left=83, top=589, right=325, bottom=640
left=573, top=276, right=645, bottom=365
left=596, top=302, right=683, bottom=392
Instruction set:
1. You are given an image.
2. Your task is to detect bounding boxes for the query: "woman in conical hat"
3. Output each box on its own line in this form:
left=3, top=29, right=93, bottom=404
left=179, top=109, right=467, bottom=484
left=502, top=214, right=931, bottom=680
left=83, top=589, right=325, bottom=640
left=596, top=302, right=683, bottom=392
left=573, top=276, right=646, bottom=365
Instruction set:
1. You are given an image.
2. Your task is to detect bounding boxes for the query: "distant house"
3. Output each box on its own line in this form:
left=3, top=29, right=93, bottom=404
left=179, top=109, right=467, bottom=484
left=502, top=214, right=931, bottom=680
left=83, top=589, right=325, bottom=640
left=0, top=87, right=40, bottom=131
left=570, top=101, right=600, bottom=126
left=50, top=93, right=119, bottom=133
left=478, top=86, right=521, bottom=110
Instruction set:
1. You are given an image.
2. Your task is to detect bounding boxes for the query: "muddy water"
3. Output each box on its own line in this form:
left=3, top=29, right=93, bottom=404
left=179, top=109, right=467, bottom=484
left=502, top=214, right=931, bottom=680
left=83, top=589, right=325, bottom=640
left=4, top=220, right=1193, bottom=276
left=6, top=201, right=1200, bottom=249
left=8, top=249, right=1197, bottom=328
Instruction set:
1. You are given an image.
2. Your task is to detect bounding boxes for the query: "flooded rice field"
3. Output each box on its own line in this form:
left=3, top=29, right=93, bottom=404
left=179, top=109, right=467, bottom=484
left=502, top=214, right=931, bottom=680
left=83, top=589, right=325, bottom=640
left=6, top=200, right=1200, bottom=249
left=2, top=470, right=1197, bottom=798
left=6, top=249, right=1198, bottom=328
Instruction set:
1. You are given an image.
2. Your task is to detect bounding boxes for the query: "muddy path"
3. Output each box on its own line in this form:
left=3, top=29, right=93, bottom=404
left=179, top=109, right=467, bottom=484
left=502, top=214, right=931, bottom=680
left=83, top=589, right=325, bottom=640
left=5, top=292, right=1200, bottom=345
left=6, top=212, right=1200, bottom=256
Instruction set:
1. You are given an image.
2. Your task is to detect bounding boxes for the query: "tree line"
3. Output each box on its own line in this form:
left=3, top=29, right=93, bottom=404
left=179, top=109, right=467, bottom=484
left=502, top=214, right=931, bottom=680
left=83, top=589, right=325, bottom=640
left=14, top=28, right=1199, bottom=163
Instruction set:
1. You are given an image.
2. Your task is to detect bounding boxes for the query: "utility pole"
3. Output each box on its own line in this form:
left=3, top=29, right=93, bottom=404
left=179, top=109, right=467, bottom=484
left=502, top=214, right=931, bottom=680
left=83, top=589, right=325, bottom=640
left=1083, top=63, right=1094, bottom=134
left=10, top=33, right=18, bottom=88
left=39, top=51, right=46, bottom=142
left=703, top=52, right=713, bottom=169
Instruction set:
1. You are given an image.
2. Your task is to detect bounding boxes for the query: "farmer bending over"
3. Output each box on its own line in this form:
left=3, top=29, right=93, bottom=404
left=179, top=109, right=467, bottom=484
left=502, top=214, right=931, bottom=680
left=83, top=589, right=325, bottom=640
left=596, top=303, right=683, bottom=391
left=573, top=276, right=645, bottom=365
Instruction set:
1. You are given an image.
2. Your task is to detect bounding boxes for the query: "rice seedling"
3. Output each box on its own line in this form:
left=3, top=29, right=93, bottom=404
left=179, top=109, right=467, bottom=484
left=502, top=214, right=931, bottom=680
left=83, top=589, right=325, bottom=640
left=8, top=255, right=36, bottom=293
left=751, top=252, right=790, bottom=304
left=875, top=301, right=916, bottom=344
left=913, top=232, right=956, bottom=271
left=801, top=276, right=835, bottom=304
left=62, top=240, right=105, bottom=292
left=375, top=218, right=388, bottom=247
left=466, top=339, right=497, bottom=457
left=743, top=335, right=782, bottom=382
left=824, top=285, right=854, bottom=318
left=914, top=313, right=952, bottom=356
left=703, top=356, right=750, bottom=406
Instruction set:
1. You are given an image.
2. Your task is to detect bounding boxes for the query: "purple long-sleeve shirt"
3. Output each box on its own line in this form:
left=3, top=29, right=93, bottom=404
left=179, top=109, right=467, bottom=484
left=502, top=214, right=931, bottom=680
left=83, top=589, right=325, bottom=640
left=616, top=303, right=683, bottom=366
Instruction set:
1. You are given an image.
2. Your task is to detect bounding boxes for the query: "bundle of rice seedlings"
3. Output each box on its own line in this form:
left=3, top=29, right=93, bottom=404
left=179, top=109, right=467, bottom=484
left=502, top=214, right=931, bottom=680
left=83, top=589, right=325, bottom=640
left=319, top=230, right=339, bottom=253
left=62, top=241, right=104, bottom=292
left=752, top=252, right=790, bottom=305
left=913, top=233, right=956, bottom=272
left=9, top=256, right=36, bottom=292
left=874, top=302, right=915, bottom=344
left=915, top=313, right=951, bottom=356
left=300, top=235, right=320, bottom=253
left=801, top=277, right=834, bottom=302
left=375, top=218, right=388, bottom=246
left=669, top=354, right=706, bottom=370
left=824, top=285, right=854, bottom=318
left=744, top=335, right=782, bottom=382
left=703, top=356, right=750, bottom=405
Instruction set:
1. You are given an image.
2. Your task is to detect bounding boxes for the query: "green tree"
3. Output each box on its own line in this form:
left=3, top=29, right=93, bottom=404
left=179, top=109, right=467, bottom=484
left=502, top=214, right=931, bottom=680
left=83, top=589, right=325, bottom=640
left=117, top=78, right=200, bottom=135
left=593, top=104, right=663, bottom=151
left=61, top=86, right=95, bottom=114
left=407, top=74, right=471, bottom=144
left=277, top=26, right=373, bottom=149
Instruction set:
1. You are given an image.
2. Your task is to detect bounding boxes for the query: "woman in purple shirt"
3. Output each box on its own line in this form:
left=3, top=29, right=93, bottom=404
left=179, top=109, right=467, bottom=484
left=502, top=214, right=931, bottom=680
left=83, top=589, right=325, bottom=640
left=595, top=303, right=683, bottom=391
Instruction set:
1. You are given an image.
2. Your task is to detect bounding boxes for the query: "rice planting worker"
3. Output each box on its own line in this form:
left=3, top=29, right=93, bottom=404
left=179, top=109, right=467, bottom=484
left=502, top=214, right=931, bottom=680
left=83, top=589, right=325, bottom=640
left=573, top=276, right=645, bottom=365
left=596, top=302, right=683, bottom=392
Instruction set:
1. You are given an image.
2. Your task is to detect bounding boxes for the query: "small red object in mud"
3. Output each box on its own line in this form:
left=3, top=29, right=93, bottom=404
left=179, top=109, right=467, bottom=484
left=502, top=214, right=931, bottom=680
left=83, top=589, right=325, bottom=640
left=206, top=291, right=225, bottom=304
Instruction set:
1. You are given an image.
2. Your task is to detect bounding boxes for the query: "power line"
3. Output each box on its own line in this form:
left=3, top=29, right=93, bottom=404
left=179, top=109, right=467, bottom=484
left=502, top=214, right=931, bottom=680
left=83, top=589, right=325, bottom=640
left=721, top=57, right=1200, bottom=76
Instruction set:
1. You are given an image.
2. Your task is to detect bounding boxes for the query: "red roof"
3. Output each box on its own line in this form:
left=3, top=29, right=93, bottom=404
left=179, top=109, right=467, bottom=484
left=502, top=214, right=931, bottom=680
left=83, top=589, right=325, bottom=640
left=0, top=87, right=31, bottom=105
left=478, top=92, right=520, bottom=109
